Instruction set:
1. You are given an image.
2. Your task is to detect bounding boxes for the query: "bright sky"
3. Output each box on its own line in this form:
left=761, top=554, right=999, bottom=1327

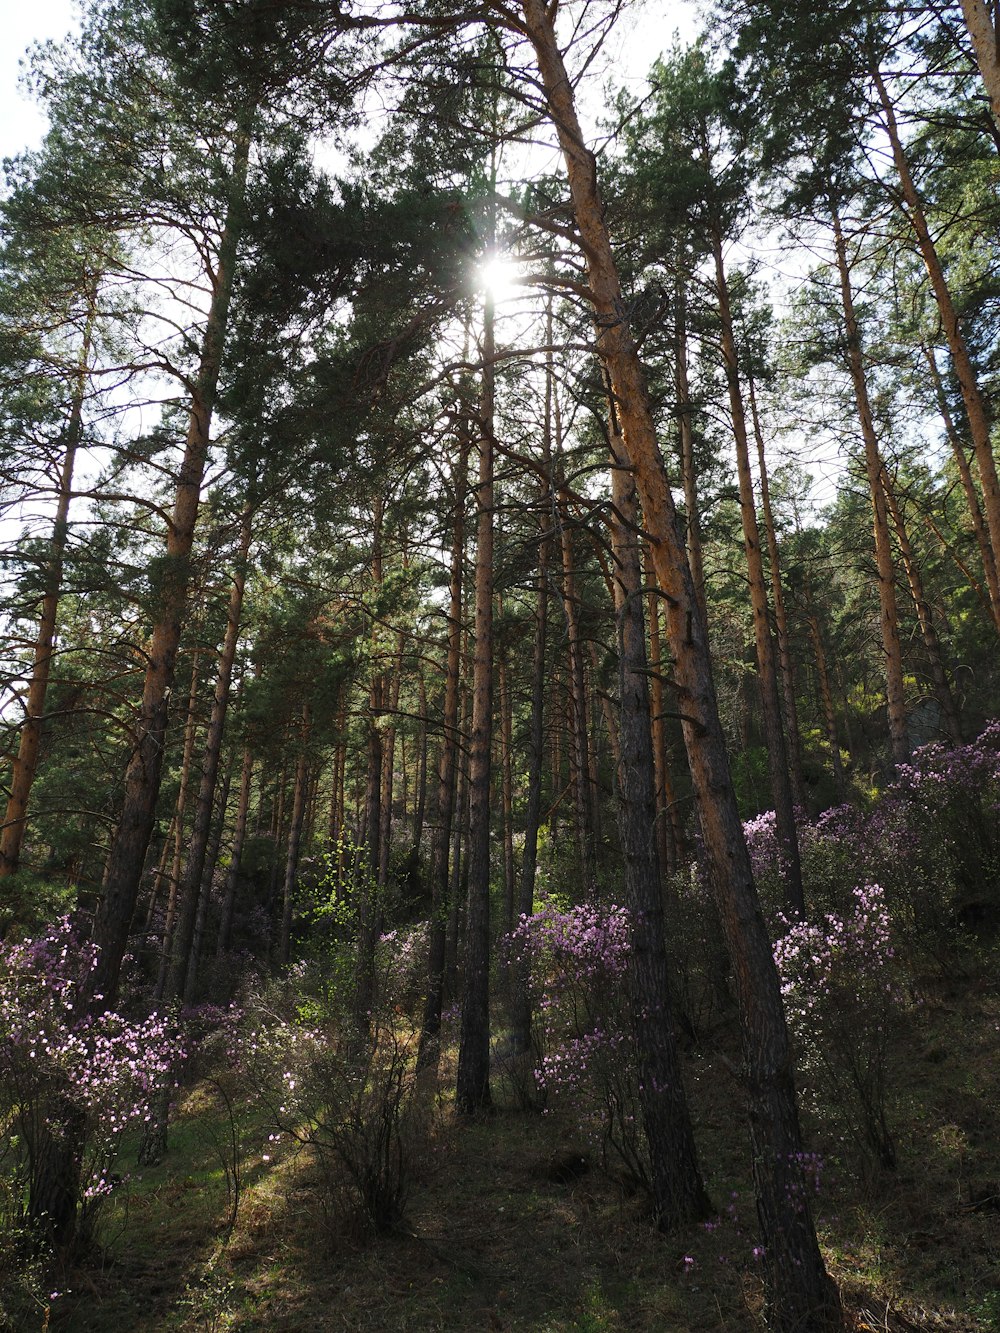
left=0, top=0, right=79, bottom=161
left=0, top=0, right=701, bottom=163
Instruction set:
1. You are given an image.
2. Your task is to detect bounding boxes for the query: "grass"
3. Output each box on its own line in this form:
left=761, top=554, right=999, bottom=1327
left=8, top=948, right=1000, bottom=1333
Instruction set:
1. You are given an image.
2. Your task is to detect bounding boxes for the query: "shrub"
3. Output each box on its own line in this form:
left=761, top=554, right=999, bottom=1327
left=226, top=985, right=419, bottom=1239
left=774, top=884, right=898, bottom=1172
left=507, top=899, right=647, bottom=1183
left=0, top=918, right=183, bottom=1248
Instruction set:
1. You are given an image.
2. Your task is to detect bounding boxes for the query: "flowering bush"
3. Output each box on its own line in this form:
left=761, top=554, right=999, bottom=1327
left=376, top=921, right=429, bottom=1015
left=224, top=981, right=419, bottom=1237
left=774, top=884, right=897, bottom=1170
left=0, top=918, right=184, bottom=1245
left=507, top=899, right=646, bottom=1182
left=746, top=723, right=1000, bottom=965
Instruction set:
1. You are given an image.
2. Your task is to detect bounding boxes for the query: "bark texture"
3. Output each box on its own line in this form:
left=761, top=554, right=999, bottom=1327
left=518, top=6, right=840, bottom=1322
left=86, top=126, right=251, bottom=1009
left=456, top=294, right=496, bottom=1116
left=831, top=202, right=909, bottom=769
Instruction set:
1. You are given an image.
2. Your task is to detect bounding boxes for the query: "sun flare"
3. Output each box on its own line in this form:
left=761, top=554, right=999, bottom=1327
left=478, top=253, right=520, bottom=304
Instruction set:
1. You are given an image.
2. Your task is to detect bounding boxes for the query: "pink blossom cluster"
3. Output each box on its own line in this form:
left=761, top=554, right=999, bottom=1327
left=536, top=1027, right=627, bottom=1097
left=1, top=918, right=185, bottom=1202
left=773, top=883, right=895, bottom=1028
left=508, top=897, right=630, bottom=1001
left=377, top=922, right=429, bottom=1006
left=742, top=810, right=780, bottom=883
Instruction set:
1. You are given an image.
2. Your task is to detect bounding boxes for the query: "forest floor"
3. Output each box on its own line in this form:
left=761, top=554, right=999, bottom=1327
left=18, top=954, right=1000, bottom=1333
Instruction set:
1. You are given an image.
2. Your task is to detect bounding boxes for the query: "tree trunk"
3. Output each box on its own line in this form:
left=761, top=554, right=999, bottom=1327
left=921, top=342, right=1000, bottom=629
left=1, top=300, right=95, bottom=878
left=418, top=434, right=467, bottom=1072
left=960, top=0, right=1000, bottom=127
left=167, top=508, right=252, bottom=1000
left=644, top=545, right=685, bottom=871
left=85, top=124, right=251, bottom=1010
left=556, top=486, right=599, bottom=898
left=217, top=745, right=253, bottom=956
left=608, top=419, right=711, bottom=1228
left=378, top=628, right=405, bottom=888
left=279, top=704, right=311, bottom=970
left=747, top=376, right=808, bottom=813
left=801, top=569, right=847, bottom=801
left=881, top=472, right=962, bottom=742
left=411, top=672, right=428, bottom=856
left=517, top=6, right=840, bottom=1322
left=353, top=714, right=382, bottom=1032
left=873, top=66, right=1000, bottom=625
left=499, top=650, right=516, bottom=934
left=510, top=475, right=550, bottom=1056
left=831, top=201, right=909, bottom=770
left=456, top=288, right=496, bottom=1116
left=712, top=230, right=804, bottom=916
left=155, top=651, right=202, bottom=1001
left=445, top=652, right=471, bottom=1005
left=187, top=754, right=233, bottom=997
left=675, top=275, right=708, bottom=622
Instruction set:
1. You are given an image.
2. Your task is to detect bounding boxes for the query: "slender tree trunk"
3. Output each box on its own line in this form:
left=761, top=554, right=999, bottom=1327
left=712, top=230, right=804, bottom=915
left=143, top=819, right=174, bottom=937
left=328, top=687, right=348, bottom=849
left=498, top=648, right=516, bottom=934
left=217, top=745, right=253, bottom=956
left=831, top=201, right=909, bottom=769
left=881, top=473, right=962, bottom=741
left=518, top=7, right=839, bottom=1322
left=510, top=475, right=550, bottom=1056
left=86, top=124, right=251, bottom=1010
left=921, top=342, right=1000, bottom=628
left=167, top=508, right=252, bottom=1000
left=268, top=766, right=287, bottom=930
left=644, top=544, right=684, bottom=872
left=187, top=755, right=233, bottom=996
left=456, top=288, right=496, bottom=1116
left=556, top=487, right=599, bottom=897
left=1, top=300, right=95, bottom=877
left=873, top=66, right=1000, bottom=615
left=801, top=569, right=847, bottom=801
left=445, top=648, right=471, bottom=1005
left=418, top=435, right=467, bottom=1072
left=549, top=663, right=563, bottom=842
left=608, top=419, right=711, bottom=1228
left=378, top=628, right=405, bottom=888
left=353, top=715, right=382, bottom=1032
left=155, top=652, right=202, bottom=1001
left=675, top=275, right=708, bottom=622
left=959, top=0, right=1000, bottom=127
left=279, top=703, right=311, bottom=970
left=747, top=376, right=808, bottom=812
left=411, top=673, right=428, bottom=856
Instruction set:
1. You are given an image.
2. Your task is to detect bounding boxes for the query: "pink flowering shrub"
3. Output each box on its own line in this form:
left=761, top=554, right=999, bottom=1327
left=0, top=918, right=184, bottom=1243
left=376, top=921, right=429, bottom=1015
left=773, top=884, right=897, bottom=1171
left=224, top=979, right=418, bottom=1237
left=507, top=899, right=647, bottom=1183
left=747, top=723, right=1000, bottom=964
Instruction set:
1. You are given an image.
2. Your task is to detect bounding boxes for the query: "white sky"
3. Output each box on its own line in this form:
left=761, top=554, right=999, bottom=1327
left=0, top=0, right=80, bottom=161
left=0, top=0, right=702, bottom=163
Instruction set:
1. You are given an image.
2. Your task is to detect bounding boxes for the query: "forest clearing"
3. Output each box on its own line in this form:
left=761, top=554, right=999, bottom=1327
left=2, top=0, right=1000, bottom=1328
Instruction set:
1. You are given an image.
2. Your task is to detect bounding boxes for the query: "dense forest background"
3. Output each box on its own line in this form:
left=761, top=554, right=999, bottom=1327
left=1, top=0, right=999, bottom=1329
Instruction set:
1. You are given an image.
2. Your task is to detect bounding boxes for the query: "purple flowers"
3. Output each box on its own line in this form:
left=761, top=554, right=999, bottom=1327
left=506, top=899, right=645, bottom=1175
left=0, top=918, right=184, bottom=1214
left=773, top=885, right=897, bottom=1169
